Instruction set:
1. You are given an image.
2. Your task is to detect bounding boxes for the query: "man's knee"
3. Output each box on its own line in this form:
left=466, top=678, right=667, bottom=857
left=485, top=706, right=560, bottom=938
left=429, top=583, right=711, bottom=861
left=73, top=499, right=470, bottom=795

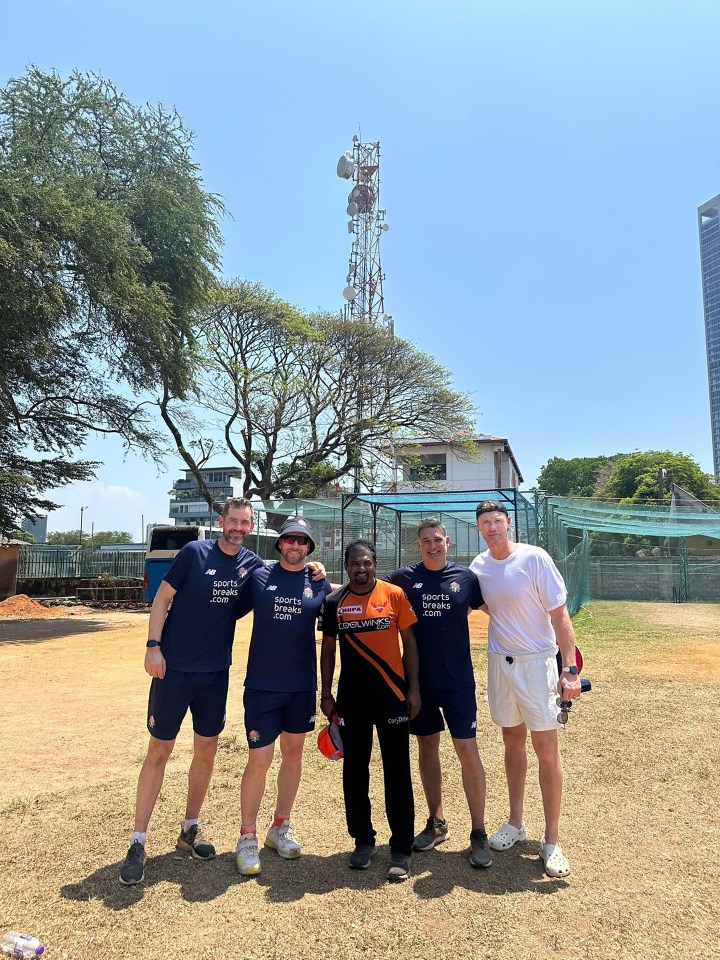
left=245, top=743, right=275, bottom=773
left=530, top=730, right=560, bottom=766
left=502, top=724, right=527, bottom=751
left=192, top=734, right=219, bottom=761
left=146, top=735, right=175, bottom=766
left=416, top=733, right=441, bottom=759
left=452, top=737, right=482, bottom=768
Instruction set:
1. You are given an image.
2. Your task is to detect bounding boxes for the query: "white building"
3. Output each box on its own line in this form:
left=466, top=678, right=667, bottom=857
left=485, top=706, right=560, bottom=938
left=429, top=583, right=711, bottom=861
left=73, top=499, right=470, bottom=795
left=393, top=435, right=523, bottom=492
left=169, top=466, right=243, bottom=526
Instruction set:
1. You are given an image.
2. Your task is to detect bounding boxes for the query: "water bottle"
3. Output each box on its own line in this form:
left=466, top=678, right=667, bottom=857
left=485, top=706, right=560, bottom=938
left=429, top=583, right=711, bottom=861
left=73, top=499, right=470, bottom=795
left=0, top=933, right=45, bottom=958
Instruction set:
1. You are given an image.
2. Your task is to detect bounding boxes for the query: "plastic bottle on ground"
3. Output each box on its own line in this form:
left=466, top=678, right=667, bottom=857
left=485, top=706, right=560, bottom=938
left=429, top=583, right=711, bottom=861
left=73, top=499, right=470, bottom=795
left=0, top=932, right=45, bottom=958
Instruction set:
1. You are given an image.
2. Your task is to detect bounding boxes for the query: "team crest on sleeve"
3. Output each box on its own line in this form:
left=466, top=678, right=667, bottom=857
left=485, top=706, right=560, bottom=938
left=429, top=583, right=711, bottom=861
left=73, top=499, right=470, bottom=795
left=238, top=566, right=248, bottom=578
left=450, top=581, right=461, bottom=592
left=303, top=587, right=314, bottom=599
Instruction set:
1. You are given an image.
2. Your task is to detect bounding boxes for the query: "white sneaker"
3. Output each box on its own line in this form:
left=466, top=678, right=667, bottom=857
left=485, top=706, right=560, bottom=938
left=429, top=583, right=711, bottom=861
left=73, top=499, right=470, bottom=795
left=265, top=820, right=301, bottom=859
left=236, top=834, right=261, bottom=875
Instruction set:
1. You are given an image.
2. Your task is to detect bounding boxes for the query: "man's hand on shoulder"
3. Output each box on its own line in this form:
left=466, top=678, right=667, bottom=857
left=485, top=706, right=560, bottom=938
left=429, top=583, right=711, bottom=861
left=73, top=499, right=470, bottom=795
left=307, top=561, right=327, bottom=582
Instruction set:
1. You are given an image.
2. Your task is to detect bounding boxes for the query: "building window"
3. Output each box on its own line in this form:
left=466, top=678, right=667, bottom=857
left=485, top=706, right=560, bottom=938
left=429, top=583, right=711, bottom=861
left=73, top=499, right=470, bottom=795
left=407, top=453, right=447, bottom=481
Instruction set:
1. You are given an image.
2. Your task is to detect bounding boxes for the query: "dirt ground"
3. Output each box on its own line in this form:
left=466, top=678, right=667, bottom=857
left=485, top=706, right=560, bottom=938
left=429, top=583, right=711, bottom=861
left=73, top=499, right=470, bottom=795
left=0, top=600, right=718, bottom=960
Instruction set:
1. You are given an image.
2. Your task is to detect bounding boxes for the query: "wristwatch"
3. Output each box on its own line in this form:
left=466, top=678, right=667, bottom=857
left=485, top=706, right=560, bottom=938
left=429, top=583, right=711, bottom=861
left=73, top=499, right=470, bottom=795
left=561, top=664, right=578, bottom=675
left=146, top=639, right=162, bottom=648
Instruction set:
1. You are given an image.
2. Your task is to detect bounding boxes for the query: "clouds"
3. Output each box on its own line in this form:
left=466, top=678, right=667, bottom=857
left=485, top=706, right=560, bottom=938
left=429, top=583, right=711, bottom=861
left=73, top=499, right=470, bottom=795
left=45, top=478, right=171, bottom=538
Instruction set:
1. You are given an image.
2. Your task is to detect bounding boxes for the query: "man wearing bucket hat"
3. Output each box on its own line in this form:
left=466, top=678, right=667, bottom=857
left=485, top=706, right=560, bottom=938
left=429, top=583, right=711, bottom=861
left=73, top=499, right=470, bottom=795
left=234, top=517, right=331, bottom=876
left=470, top=500, right=581, bottom=879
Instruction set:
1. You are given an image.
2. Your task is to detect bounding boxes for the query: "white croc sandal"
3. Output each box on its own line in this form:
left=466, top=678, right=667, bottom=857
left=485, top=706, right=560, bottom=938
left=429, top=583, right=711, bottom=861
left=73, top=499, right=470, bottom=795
left=488, top=822, right=527, bottom=851
left=540, top=838, right=571, bottom=878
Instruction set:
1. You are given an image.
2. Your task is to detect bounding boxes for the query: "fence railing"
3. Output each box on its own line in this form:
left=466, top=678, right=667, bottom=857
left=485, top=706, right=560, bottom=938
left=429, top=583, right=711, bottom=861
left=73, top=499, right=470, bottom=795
left=18, top=547, right=144, bottom=580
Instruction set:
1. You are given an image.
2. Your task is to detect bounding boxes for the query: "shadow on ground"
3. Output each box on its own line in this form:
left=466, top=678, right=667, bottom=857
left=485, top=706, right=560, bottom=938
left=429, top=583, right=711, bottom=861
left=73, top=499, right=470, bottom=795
left=60, top=842, right=566, bottom=911
left=0, top=620, right=112, bottom=644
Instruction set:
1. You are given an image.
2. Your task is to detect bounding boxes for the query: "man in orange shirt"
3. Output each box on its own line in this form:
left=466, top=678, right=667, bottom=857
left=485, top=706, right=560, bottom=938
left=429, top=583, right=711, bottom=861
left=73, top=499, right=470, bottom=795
left=320, top=539, right=420, bottom=882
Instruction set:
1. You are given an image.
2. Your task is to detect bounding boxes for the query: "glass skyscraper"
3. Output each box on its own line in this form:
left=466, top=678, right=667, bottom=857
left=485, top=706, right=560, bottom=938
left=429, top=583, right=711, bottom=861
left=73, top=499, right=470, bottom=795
left=698, top=195, right=720, bottom=482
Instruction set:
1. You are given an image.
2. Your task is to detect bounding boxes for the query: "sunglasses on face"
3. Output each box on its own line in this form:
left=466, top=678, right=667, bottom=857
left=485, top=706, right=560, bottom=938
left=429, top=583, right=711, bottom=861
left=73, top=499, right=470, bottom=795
left=281, top=535, right=310, bottom=545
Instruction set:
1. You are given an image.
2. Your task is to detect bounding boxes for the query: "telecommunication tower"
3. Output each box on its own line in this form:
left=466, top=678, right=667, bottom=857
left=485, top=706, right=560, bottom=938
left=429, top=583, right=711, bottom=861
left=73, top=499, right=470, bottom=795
left=336, top=136, right=392, bottom=332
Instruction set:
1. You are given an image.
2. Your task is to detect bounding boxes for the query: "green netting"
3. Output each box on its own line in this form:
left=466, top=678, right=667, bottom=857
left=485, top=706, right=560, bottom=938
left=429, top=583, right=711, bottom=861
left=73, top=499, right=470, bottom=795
left=270, top=488, right=720, bottom=609
left=257, top=489, right=539, bottom=582
left=543, top=492, right=720, bottom=607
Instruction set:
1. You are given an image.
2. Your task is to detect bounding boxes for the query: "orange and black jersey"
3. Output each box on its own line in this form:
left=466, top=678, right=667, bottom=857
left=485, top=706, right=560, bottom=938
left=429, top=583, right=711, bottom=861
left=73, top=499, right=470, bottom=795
left=320, top=580, right=417, bottom=711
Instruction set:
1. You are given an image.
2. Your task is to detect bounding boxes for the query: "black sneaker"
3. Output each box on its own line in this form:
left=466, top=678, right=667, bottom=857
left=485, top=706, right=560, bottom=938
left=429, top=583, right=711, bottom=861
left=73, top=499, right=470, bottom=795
left=469, top=828, right=493, bottom=869
left=349, top=842, right=377, bottom=870
left=119, top=840, right=146, bottom=885
left=386, top=852, right=411, bottom=882
left=413, top=816, right=449, bottom=851
left=176, top=824, right=215, bottom=860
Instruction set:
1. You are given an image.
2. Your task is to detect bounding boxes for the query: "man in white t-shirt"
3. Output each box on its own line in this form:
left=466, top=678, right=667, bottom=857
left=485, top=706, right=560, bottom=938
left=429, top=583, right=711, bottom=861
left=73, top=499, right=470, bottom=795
left=470, top=500, right=581, bottom=878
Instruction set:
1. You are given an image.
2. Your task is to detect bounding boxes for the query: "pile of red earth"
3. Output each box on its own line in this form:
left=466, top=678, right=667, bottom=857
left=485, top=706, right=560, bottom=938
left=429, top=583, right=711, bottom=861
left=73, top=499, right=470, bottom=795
left=0, top=594, right=60, bottom=620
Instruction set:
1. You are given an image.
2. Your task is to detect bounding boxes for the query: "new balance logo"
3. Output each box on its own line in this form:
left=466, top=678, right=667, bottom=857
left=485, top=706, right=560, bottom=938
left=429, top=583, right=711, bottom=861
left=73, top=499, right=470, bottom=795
left=413, top=582, right=423, bottom=589
left=266, top=584, right=278, bottom=591
left=206, top=569, right=216, bottom=576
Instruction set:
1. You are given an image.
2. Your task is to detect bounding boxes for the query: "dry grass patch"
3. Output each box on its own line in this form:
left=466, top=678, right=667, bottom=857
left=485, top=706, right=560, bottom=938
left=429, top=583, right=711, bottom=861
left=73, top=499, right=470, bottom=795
left=0, top=601, right=718, bottom=960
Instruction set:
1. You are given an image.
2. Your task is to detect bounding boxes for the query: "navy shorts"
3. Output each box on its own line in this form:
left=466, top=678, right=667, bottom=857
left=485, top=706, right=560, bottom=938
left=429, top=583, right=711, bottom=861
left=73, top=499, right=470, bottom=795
left=410, top=686, right=478, bottom=740
left=147, top=668, right=229, bottom=741
left=243, top=689, right=316, bottom=749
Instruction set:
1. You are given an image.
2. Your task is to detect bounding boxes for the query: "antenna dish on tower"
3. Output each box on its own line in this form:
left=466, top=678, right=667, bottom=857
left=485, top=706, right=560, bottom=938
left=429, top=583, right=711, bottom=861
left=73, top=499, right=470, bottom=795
left=343, top=285, right=357, bottom=301
left=337, top=154, right=354, bottom=179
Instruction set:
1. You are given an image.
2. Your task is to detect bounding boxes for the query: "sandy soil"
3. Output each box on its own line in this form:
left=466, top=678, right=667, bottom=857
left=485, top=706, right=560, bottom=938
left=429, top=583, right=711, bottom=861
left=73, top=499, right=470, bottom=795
left=0, top=601, right=718, bottom=960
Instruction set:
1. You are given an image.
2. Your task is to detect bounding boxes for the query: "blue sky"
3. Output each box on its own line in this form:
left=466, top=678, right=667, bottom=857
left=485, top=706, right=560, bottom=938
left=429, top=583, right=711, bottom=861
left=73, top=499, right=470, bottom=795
left=3, top=0, right=720, bottom=536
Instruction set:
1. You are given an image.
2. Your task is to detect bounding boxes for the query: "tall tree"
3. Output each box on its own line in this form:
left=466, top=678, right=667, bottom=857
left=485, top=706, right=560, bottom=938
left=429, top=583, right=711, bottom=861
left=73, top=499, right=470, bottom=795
left=539, top=451, right=717, bottom=504
left=538, top=456, right=612, bottom=497
left=0, top=67, right=223, bottom=533
left=159, top=280, right=477, bottom=505
left=598, top=451, right=718, bottom=504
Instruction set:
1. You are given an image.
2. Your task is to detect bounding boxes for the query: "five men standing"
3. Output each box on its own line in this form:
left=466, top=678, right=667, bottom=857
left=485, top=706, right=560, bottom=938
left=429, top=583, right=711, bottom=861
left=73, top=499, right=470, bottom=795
left=121, top=496, right=581, bottom=885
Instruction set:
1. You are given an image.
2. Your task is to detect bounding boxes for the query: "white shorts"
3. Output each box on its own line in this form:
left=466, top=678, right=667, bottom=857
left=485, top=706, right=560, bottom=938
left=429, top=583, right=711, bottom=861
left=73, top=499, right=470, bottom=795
left=487, top=650, right=561, bottom=732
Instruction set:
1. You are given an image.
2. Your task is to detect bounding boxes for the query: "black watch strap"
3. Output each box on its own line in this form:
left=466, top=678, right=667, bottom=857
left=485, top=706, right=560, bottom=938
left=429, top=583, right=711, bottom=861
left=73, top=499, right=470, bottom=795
left=146, top=639, right=162, bottom=648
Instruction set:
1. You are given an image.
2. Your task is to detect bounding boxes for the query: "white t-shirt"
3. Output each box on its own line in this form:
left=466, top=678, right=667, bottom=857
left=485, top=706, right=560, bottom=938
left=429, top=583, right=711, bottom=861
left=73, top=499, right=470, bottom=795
left=469, top=543, right=567, bottom=655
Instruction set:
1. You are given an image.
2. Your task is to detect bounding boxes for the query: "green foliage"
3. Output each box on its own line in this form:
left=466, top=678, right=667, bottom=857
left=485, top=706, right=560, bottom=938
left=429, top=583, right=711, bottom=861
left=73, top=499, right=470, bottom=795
left=538, top=456, right=612, bottom=497
left=10, top=528, right=35, bottom=544
left=598, top=451, right=717, bottom=504
left=47, top=529, right=134, bottom=547
left=0, top=67, right=223, bottom=533
left=540, top=451, right=716, bottom=504
left=160, top=280, right=477, bottom=503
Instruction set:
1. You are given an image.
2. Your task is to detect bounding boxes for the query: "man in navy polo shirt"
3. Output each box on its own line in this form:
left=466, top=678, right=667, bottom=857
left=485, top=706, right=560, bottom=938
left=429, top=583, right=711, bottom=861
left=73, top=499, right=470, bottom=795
left=119, top=498, right=311, bottom=886
left=388, top=517, right=492, bottom=869
left=234, top=517, right=331, bottom=876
